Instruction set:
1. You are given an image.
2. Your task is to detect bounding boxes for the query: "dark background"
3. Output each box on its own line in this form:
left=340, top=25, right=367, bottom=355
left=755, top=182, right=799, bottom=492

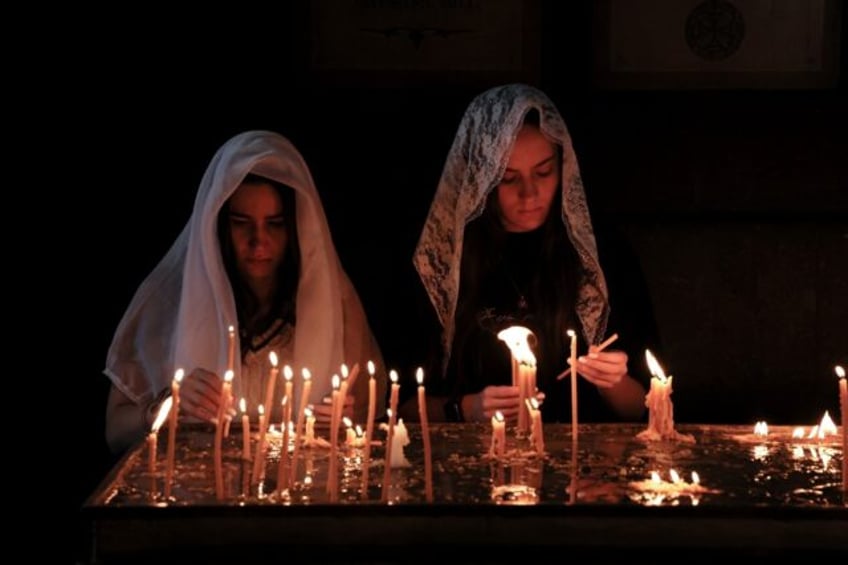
left=76, top=1, right=846, bottom=514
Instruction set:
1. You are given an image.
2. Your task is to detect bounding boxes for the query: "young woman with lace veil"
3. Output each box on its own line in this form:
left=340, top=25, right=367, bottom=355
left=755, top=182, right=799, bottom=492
left=104, top=130, right=387, bottom=454
left=398, top=84, right=656, bottom=425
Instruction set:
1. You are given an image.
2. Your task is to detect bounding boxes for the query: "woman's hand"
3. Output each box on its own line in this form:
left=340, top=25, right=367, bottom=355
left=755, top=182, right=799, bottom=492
left=462, top=385, right=521, bottom=422
left=573, top=348, right=629, bottom=389
left=312, top=394, right=355, bottom=426
left=178, top=368, right=225, bottom=423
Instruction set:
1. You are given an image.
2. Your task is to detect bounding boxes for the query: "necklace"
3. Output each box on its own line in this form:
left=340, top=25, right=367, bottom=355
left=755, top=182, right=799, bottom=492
left=501, top=261, right=529, bottom=313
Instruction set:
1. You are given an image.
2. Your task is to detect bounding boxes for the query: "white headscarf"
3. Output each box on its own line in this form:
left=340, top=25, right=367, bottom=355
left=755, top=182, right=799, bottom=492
left=105, top=130, right=385, bottom=416
left=413, top=84, right=609, bottom=374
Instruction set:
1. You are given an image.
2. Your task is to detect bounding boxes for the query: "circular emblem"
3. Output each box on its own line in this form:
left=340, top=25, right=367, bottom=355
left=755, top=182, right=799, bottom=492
left=685, top=0, right=745, bottom=61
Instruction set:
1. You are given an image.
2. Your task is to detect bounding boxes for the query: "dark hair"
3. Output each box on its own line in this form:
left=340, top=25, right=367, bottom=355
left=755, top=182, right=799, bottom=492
left=449, top=113, right=581, bottom=394
left=217, top=173, right=300, bottom=353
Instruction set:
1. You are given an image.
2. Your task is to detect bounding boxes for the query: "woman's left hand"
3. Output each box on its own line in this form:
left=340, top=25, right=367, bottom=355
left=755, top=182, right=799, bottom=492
left=572, top=348, right=628, bottom=389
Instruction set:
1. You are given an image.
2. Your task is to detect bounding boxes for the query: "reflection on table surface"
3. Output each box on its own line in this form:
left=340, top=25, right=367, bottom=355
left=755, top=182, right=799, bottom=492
left=79, top=423, right=846, bottom=564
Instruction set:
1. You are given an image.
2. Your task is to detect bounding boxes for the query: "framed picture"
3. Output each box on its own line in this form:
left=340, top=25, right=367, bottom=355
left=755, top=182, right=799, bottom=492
left=305, top=0, right=540, bottom=86
left=594, top=0, right=842, bottom=89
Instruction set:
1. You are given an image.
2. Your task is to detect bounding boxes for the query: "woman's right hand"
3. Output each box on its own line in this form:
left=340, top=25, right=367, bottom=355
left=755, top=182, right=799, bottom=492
left=178, top=368, right=224, bottom=423
left=462, top=385, right=521, bottom=422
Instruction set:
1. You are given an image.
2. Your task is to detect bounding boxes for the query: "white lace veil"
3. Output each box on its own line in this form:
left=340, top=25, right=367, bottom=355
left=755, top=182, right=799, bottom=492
left=105, top=130, right=384, bottom=412
left=413, top=84, right=609, bottom=375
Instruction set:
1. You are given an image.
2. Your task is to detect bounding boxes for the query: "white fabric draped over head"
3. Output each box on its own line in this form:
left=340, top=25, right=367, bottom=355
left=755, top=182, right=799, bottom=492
left=105, top=130, right=383, bottom=413
left=413, top=84, right=609, bottom=375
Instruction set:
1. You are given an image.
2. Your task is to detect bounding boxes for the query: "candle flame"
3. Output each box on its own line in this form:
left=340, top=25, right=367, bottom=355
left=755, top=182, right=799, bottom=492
left=341, top=363, right=349, bottom=378
left=386, top=408, right=393, bottom=419
left=494, top=411, right=505, bottom=423
left=151, top=397, right=173, bottom=432
left=416, top=367, right=424, bottom=385
left=355, top=425, right=364, bottom=436
left=224, top=370, right=234, bottom=383
left=269, top=351, right=278, bottom=367
left=644, top=349, right=668, bottom=383
left=283, top=365, right=293, bottom=380
left=837, top=365, right=846, bottom=379
left=258, top=404, right=264, bottom=416
left=367, top=360, right=375, bottom=376
left=174, top=368, right=184, bottom=383
left=228, top=325, right=235, bottom=333
left=390, top=369, right=398, bottom=384
left=792, top=427, right=805, bottom=438
left=239, top=398, right=247, bottom=413
left=304, top=406, right=313, bottom=418
left=529, top=397, right=540, bottom=410
left=650, top=471, right=661, bottom=483
left=669, top=469, right=681, bottom=483
left=497, top=325, right=537, bottom=366
left=818, top=411, right=838, bottom=436
left=332, top=374, right=340, bottom=390
left=343, top=416, right=352, bottom=428
left=753, top=421, right=769, bottom=436
left=302, top=368, right=311, bottom=381
left=691, top=471, right=700, bottom=485
left=281, top=396, right=288, bottom=406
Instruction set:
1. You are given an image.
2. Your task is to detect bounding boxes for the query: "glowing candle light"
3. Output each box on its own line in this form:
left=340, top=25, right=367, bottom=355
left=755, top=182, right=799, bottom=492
left=382, top=371, right=400, bottom=502
left=497, top=326, right=537, bottom=434
left=416, top=367, right=433, bottom=502
left=526, top=397, right=545, bottom=455
left=567, top=329, right=578, bottom=446
left=227, top=325, right=236, bottom=372
left=240, top=398, right=250, bottom=461
left=837, top=365, right=846, bottom=492
left=638, top=350, right=694, bottom=443
left=289, top=368, right=312, bottom=487
left=330, top=374, right=341, bottom=451
left=251, top=404, right=268, bottom=484
left=164, top=368, right=184, bottom=498
left=362, top=360, right=377, bottom=499
left=148, top=396, right=173, bottom=475
left=304, top=406, right=316, bottom=443
left=753, top=421, right=768, bottom=436
left=214, top=370, right=234, bottom=500
left=490, top=411, right=506, bottom=458
left=343, top=417, right=356, bottom=446
left=276, top=396, right=290, bottom=495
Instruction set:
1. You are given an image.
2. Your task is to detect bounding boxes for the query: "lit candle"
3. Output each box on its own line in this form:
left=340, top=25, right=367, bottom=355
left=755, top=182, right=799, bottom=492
left=304, top=406, right=316, bottom=443
left=148, top=396, right=173, bottom=475
left=362, top=360, right=377, bottom=499
left=526, top=397, right=545, bottom=455
left=227, top=325, right=236, bottom=372
left=289, top=368, right=312, bottom=487
left=416, top=367, right=433, bottom=501
left=389, top=418, right=411, bottom=468
left=567, top=329, right=578, bottom=447
left=343, top=417, right=356, bottom=446
left=251, top=404, right=267, bottom=484
left=262, top=352, right=279, bottom=431
left=638, top=351, right=693, bottom=443
left=240, top=398, right=250, bottom=461
left=490, top=411, right=506, bottom=458
left=214, top=370, right=234, bottom=500
left=276, top=396, right=290, bottom=494
left=381, top=406, right=397, bottom=502
left=164, top=368, right=184, bottom=498
left=327, top=374, right=341, bottom=495
left=497, top=326, right=537, bottom=433
left=837, top=365, right=846, bottom=492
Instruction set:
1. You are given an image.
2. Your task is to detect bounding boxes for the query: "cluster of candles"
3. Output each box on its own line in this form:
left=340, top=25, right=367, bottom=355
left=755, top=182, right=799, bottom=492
left=145, top=334, right=435, bottom=502
left=144, top=321, right=848, bottom=501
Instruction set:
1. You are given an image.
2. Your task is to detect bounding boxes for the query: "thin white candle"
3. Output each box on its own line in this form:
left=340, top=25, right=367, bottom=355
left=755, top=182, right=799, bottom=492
left=416, top=367, right=433, bottom=502
left=164, top=368, right=184, bottom=498
left=567, top=329, right=578, bottom=447
left=240, top=398, right=250, bottom=461
left=362, top=360, right=377, bottom=499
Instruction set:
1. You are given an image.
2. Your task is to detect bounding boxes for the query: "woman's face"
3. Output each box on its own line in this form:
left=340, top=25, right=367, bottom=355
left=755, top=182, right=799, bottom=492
left=227, top=181, right=288, bottom=288
left=495, top=123, right=560, bottom=233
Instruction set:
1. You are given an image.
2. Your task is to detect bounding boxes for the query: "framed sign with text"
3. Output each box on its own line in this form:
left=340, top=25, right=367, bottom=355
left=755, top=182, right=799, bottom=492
left=594, top=0, right=841, bottom=89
